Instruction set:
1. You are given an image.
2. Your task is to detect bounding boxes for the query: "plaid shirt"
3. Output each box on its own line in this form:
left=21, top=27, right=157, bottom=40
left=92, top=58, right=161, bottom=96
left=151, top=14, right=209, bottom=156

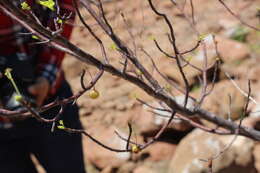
left=0, top=0, right=75, bottom=94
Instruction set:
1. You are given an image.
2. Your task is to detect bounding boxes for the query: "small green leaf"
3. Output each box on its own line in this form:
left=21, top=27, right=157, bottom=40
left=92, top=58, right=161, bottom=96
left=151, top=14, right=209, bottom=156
left=57, top=126, right=65, bottom=129
left=57, top=120, right=65, bottom=129
left=4, top=68, right=22, bottom=96
left=230, top=26, right=249, bottom=42
left=32, top=35, right=39, bottom=40
left=37, top=0, right=56, bottom=11
left=21, top=1, right=31, bottom=10
left=148, top=35, right=156, bottom=41
left=57, top=18, right=63, bottom=24
left=129, top=92, right=138, bottom=99
left=198, top=33, right=208, bottom=41
left=185, top=55, right=193, bottom=62
left=4, top=68, right=13, bottom=80
left=136, top=69, right=143, bottom=76
left=191, top=84, right=200, bottom=92
left=164, top=84, right=172, bottom=92
left=59, top=120, right=64, bottom=126
left=109, top=43, right=118, bottom=51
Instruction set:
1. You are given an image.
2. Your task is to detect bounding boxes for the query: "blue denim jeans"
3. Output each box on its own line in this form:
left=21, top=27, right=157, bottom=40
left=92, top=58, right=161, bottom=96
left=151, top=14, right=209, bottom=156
left=0, top=80, right=86, bottom=173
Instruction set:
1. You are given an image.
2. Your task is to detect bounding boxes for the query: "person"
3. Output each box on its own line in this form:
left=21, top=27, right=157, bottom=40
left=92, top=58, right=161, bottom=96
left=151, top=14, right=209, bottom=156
left=0, top=0, right=86, bottom=173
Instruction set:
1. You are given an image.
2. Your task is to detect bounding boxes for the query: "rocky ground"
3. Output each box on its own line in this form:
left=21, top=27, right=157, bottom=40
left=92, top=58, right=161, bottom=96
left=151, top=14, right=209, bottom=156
left=40, top=0, right=260, bottom=172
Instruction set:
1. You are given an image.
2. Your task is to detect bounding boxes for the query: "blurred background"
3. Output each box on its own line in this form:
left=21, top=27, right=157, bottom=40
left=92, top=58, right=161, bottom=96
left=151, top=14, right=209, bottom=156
left=37, top=0, right=260, bottom=172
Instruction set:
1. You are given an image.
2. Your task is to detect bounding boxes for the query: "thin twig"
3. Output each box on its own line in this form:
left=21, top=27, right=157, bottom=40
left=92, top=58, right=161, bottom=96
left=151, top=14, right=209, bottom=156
left=218, top=0, right=260, bottom=31
left=225, top=72, right=258, bottom=105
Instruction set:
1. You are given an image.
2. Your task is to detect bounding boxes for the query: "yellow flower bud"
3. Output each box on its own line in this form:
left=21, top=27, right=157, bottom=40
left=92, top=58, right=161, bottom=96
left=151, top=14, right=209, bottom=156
left=136, top=69, right=143, bottom=76
left=88, top=89, right=100, bottom=99
left=14, top=95, right=23, bottom=102
left=131, top=145, right=140, bottom=153
left=21, top=2, right=31, bottom=10
left=37, top=0, right=56, bottom=11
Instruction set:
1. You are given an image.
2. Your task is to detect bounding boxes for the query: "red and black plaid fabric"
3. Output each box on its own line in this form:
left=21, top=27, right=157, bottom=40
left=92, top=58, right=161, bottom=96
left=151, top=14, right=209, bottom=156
left=0, top=0, right=75, bottom=94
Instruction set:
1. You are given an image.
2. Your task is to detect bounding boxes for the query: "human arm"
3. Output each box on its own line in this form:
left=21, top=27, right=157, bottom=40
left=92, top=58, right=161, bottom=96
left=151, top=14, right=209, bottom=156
left=28, top=0, right=75, bottom=106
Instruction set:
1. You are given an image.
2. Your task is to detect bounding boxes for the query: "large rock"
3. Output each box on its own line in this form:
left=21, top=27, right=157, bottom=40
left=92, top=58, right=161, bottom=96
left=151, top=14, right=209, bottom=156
left=253, top=142, right=260, bottom=173
left=195, top=35, right=250, bottom=63
left=116, top=162, right=137, bottom=173
left=133, top=160, right=169, bottom=173
left=83, top=126, right=131, bottom=169
left=168, top=129, right=255, bottom=173
left=159, top=35, right=250, bottom=88
left=240, top=116, right=260, bottom=131
left=143, top=142, right=176, bottom=162
left=152, top=34, right=250, bottom=88
left=133, top=165, right=156, bottom=173
left=220, top=56, right=260, bottom=81
left=202, top=80, right=245, bottom=121
left=135, top=100, right=196, bottom=137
